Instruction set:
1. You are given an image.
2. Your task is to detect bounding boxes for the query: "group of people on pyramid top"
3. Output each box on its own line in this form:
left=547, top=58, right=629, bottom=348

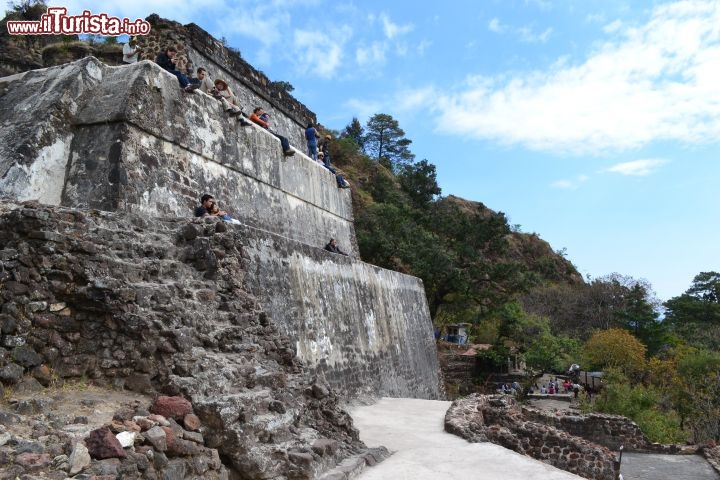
left=123, top=39, right=352, bottom=185
left=305, top=123, right=351, bottom=189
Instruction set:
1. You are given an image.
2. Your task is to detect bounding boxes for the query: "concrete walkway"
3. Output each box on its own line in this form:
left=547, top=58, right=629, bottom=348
left=350, top=397, right=584, bottom=480
left=621, top=452, right=719, bottom=480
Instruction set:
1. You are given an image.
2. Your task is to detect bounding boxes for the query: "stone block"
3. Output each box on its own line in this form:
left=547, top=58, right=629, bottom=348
left=85, top=427, right=127, bottom=459
left=150, top=396, right=193, bottom=420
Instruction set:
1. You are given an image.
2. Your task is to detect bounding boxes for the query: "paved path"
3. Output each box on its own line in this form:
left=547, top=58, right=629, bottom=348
left=350, top=397, right=584, bottom=480
left=621, top=452, right=719, bottom=480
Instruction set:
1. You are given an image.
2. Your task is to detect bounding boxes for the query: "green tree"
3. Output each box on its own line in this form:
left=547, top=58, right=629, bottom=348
left=664, top=271, right=720, bottom=349
left=614, top=283, right=667, bottom=355
left=397, top=159, right=441, bottom=208
left=340, top=117, right=365, bottom=152
left=5, top=0, right=46, bottom=20
left=674, top=348, right=720, bottom=442
left=591, top=368, right=685, bottom=443
left=364, top=113, right=414, bottom=171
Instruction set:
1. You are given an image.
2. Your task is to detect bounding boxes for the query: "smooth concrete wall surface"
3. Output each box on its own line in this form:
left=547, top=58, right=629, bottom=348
left=235, top=223, right=443, bottom=401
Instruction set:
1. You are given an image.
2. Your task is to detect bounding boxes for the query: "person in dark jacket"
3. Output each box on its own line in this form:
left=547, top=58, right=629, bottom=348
left=319, top=134, right=332, bottom=168
left=324, top=238, right=348, bottom=256
left=155, top=46, right=197, bottom=92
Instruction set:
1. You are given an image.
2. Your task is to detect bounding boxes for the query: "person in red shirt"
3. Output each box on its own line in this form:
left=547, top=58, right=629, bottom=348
left=249, top=107, right=295, bottom=156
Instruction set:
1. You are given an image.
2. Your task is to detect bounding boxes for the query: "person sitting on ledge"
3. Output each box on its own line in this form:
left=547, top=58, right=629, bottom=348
left=155, top=46, right=198, bottom=93
left=194, top=194, right=216, bottom=217
left=190, top=67, right=215, bottom=93
left=249, top=107, right=295, bottom=156
left=211, top=78, right=244, bottom=117
left=209, top=201, right=241, bottom=224
left=194, top=194, right=240, bottom=224
left=316, top=152, right=350, bottom=189
left=324, top=238, right=348, bottom=256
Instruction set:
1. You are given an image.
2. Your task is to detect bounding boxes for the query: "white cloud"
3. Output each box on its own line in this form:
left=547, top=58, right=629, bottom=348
left=395, top=87, right=435, bottom=111
left=434, top=0, right=720, bottom=154
left=518, top=26, right=553, bottom=44
left=551, top=180, right=574, bottom=189
left=605, top=159, right=668, bottom=176
left=488, top=18, right=506, bottom=34
left=586, top=13, right=606, bottom=24
left=344, top=98, right=383, bottom=119
left=488, top=18, right=552, bottom=43
left=292, top=26, right=351, bottom=78
left=602, top=19, right=624, bottom=34
left=550, top=174, right=590, bottom=189
left=416, top=40, right=432, bottom=55
left=356, top=41, right=387, bottom=68
left=380, top=13, right=413, bottom=39
left=525, top=0, right=553, bottom=10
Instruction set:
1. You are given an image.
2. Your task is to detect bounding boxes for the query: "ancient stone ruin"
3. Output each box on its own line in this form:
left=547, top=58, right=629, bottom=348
left=0, top=13, right=441, bottom=479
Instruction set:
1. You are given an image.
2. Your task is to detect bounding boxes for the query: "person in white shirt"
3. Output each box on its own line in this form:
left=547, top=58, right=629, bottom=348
left=192, top=67, right=215, bottom=94
left=122, top=36, right=141, bottom=64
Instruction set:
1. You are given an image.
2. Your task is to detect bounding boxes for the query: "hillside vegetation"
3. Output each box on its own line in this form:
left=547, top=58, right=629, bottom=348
left=325, top=114, right=720, bottom=445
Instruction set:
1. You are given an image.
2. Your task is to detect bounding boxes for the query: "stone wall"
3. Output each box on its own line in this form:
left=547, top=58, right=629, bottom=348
left=235, top=223, right=442, bottom=401
left=0, top=43, right=442, bottom=403
left=0, top=199, right=441, bottom=402
left=521, top=406, right=652, bottom=452
left=0, top=201, right=371, bottom=478
left=445, top=395, right=620, bottom=480
left=0, top=56, right=357, bottom=256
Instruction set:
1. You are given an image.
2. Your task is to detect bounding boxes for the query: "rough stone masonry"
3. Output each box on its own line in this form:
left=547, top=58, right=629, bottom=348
left=0, top=201, right=395, bottom=479
left=0, top=56, right=443, bottom=401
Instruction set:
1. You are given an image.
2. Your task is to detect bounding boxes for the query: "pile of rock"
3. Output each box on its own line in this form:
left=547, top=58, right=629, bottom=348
left=1, top=393, right=227, bottom=479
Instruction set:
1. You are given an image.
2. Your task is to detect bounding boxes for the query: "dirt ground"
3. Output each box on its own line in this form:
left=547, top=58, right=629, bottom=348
left=1, top=383, right=153, bottom=441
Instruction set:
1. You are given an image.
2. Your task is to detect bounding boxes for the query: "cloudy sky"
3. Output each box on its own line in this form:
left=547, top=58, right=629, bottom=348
left=55, top=0, right=720, bottom=302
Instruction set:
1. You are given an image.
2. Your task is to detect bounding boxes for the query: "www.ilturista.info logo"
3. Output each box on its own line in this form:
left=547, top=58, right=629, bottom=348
left=7, top=7, right=151, bottom=36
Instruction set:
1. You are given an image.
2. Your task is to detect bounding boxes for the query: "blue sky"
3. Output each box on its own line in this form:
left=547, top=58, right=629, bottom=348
left=57, top=0, right=719, bottom=302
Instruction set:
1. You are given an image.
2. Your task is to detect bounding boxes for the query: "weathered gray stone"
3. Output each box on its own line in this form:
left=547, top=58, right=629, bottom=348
left=0, top=57, right=358, bottom=256
left=0, top=361, right=24, bottom=383
left=13, top=376, right=43, bottom=393
left=0, top=28, right=442, bottom=479
left=68, top=442, right=91, bottom=475
left=12, top=344, right=42, bottom=367
left=145, top=426, right=167, bottom=452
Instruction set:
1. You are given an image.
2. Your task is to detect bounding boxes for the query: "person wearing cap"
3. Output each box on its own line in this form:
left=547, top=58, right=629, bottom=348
left=319, top=134, right=332, bottom=168
left=122, top=36, right=141, bottom=64
left=212, top=78, right=243, bottom=116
